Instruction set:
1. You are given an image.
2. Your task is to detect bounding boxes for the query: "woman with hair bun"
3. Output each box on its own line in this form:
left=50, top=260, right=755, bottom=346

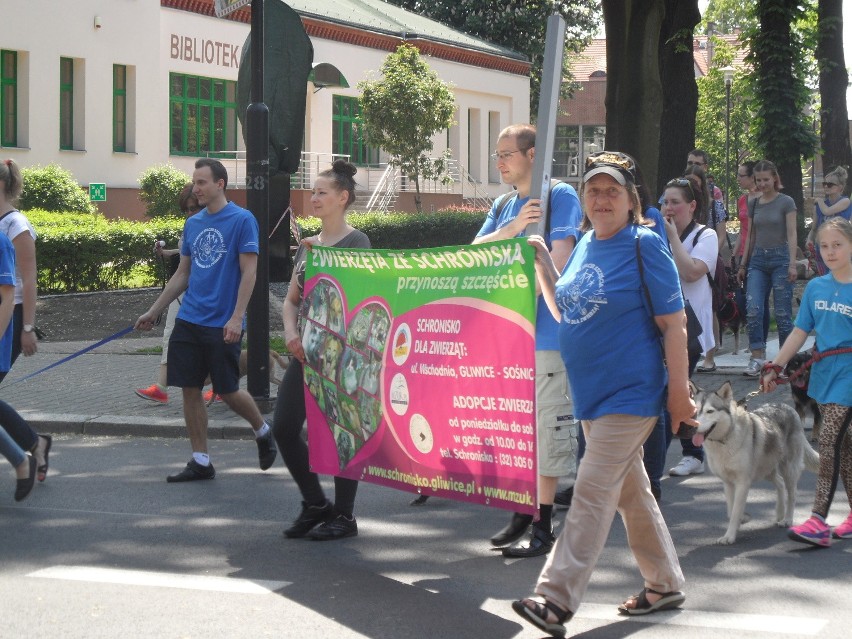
left=807, top=166, right=851, bottom=275
left=273, top=159, right=370, bottom=541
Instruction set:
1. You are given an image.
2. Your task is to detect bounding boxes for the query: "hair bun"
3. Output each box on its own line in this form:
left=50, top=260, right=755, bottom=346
left=332, top=159, right=357, bottom=178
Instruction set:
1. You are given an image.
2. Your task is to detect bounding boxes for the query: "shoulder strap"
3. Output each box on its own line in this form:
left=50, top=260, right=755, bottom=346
left=544, top=178, right=560, bottom=240
left=494, top=190, right=517, bottom=219
left=0, top=209, right=18, bottom=226
left=635, top=231, right=663, bottom=339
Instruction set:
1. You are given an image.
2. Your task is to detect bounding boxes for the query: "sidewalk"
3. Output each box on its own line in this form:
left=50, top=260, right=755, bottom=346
left=0, top=331, right=805, bottom=440
left=1, top=336, right=279, bottom=440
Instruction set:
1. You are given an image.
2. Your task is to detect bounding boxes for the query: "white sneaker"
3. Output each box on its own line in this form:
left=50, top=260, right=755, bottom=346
left=743, top=358, right=764, bottom=377
left=669, top=456, right=705, bottom=476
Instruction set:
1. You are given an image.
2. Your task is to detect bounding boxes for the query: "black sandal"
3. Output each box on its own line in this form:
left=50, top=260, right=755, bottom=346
left=36, top=434, right=52, bottom=482
left=618, top=588, right=685, bottom=616
left=512, top=596, right=572, bottom=638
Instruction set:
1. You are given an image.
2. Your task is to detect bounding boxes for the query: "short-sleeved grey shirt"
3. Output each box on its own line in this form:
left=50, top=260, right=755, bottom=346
left=748, top=193, right=796, bottom=248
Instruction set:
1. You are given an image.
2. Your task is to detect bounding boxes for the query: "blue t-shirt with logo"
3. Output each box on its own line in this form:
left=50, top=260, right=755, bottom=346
left=178, top=201, right=259, bottom=328
left=556, top=224, right=683, bottom=419
left=476, top=182, right=582, bottom=350
left=794, top=274, right=852, bottom=406
left=0, top=233, right=17, bottom=371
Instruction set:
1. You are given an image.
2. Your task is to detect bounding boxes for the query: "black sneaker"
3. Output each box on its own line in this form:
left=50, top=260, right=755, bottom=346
left=283, top=500, right=334, bottom=538
left=554, top=486, right=574, bottom=510
left=167, top=459, right=216, bottom=483
left=256, top=430, right=277, bottom=471
left=308, top=513, right=358, bottom=541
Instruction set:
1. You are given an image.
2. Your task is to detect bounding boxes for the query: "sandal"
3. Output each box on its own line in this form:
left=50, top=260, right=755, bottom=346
left=36, top=434, right=52, bottom=482
left=618, top=588, right=685, bottom=616
left=511, top=596, right=572, bottom=638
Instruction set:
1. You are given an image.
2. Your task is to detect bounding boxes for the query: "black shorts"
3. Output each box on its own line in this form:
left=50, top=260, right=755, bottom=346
left=167, top=318, right=240, bottom=394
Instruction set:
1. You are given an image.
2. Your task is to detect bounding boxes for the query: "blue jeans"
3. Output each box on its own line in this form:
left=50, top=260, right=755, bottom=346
left=0, top=424, right=26, bottom=469
left=746, top=245, right=794, bottom=351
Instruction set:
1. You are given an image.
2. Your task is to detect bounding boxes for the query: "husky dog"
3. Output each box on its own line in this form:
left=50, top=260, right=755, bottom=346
left=692, top=381, right=819, bottom=545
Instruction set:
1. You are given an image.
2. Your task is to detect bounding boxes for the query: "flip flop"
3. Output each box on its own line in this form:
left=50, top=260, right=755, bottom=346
left=512, top=596, right=572, bottom=638
left=37, top=434, right=52, bottom=482
left=618, top=588, right=685, bottom=616
left=696, top=365, right=717, bottom=373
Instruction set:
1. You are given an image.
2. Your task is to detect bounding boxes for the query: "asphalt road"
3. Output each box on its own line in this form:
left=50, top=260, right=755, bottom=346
left=2, top=424, right=850, bottom=639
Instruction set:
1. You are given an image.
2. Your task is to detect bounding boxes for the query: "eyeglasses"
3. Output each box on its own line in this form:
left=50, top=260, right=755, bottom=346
left=490, top=149, right=525, bottom=162
left=585, top=185, right=626, bottom=200
left=822, top=182, right=839, bottom=188
left=686, top=160, right=706, bottom=167
left=667, top=178, right=692, bottom=188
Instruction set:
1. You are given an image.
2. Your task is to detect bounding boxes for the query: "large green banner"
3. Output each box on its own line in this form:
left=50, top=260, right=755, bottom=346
left=302, top=239, right=540, bottom=512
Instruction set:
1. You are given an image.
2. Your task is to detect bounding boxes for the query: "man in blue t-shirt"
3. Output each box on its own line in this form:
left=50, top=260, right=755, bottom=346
left=135, top=159, right=277, bottom=482
left=473, top=124, right=582, bottom=558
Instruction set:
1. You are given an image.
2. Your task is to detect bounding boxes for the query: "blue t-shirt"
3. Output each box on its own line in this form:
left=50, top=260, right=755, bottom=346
left=794, top=275, right=852, bottom=406
left=178, top=202, right=259, bottom=328
left=555, top=224, right=683, bottom=420
left=815, top=198, right=852, bottom=227
left=0, top=233, right=17, bottom=372
left=476, top=182, right=582, bottom=350
left=642, top=206, right=667, bottom=242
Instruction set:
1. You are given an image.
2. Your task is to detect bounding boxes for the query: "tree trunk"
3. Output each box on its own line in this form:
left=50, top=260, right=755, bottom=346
left=753, top=0, right=811, bottom=245
left=413, top=168, right=422, bottom=214
left=602, top=0, right=666, bottom=192
left=656, top=0, right=701, bottom=196
left=817, top=0, right=851, bottom=192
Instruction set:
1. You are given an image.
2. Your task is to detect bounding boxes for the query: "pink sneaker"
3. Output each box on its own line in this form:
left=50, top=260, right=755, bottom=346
left=203, top=389, right=222, bottom=405
left=788, top=515, right=831, bottom=547
left=832, top=512, right=852, bottom=540
left=135, top=384, right=168, bottom=404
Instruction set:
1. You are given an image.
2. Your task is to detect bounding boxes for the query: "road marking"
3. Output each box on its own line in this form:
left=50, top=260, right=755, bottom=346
left=483, top=599, right=826, bottom=636
left=28, top=566, right=290, bottom=595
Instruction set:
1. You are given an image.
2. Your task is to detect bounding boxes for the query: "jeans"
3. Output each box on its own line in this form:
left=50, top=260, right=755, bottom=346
left=0, top=423, right=26, bottom=468
left=746, top=245, right=793, bottom=351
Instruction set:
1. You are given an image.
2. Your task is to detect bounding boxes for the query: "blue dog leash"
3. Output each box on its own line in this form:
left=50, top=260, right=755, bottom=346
left=3, top=326, right=135, bottom=389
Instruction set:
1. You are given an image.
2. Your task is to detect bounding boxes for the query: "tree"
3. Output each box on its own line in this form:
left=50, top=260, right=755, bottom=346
left=746, top=0, right=818, bottom=240
left=383, top=1, right=600, bottom=114
left=816, top=0, right=851, bottom=188
left=694, top=38, right=762, bottom=202
left=601, top=0, right=667, bottom=192
left=358, top=45, right=456, bottom=213
left=657, top=0, right=702, bottom=195
left=699, top=0, right=758, bottom=33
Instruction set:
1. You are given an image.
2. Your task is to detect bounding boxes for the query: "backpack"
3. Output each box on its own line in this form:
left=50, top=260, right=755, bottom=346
left=493, top=179, right=561, bottom=248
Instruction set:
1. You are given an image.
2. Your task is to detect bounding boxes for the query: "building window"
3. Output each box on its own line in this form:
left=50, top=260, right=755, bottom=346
left=553, top=125, right=579, bottom=178
left=332, top=95, right=378, bottom=165
left=1, top=50, right=16, bottom=147
left=59, top=57, right=73, bottom=150
left=113, top=65, right=127, bottom=152
left=169, top=73, right=238, bottom=156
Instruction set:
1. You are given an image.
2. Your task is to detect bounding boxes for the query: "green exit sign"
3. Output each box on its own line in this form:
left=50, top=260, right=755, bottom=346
left=89, top=183, right=106, bottom=202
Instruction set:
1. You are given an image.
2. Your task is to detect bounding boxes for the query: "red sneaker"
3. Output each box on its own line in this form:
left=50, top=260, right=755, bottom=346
left=203, top=389, right=222, bottom=405
left=135, top=384, right=168, bottom=404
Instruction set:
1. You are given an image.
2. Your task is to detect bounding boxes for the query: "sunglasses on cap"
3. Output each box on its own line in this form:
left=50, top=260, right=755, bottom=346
left=583, top=151, right=636, bottom=185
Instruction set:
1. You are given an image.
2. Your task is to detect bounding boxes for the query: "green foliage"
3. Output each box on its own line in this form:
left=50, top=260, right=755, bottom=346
left=30, top=208, right=488, bottom=293
left=18, top=164, right=96, bottom=214
left=359, top=45, right=456, bottom=212
left=295, top=210, right=488, bottom=250
left=31, top=210, right=185, bottom=293
left=695, top=38, right=762, bottom=200
left=384, top=1, right=600, bottom=113
left=138, top=164, right=192, bottom=218
left=699, top=0, right=758, bottom=33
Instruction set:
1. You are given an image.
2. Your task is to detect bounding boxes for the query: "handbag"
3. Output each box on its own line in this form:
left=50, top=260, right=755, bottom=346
left=635, top=233, right=702, bottom=358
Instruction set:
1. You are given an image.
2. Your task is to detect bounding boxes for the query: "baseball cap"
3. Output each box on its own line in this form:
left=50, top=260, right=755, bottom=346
left=583, top=151, right=636, bottom=186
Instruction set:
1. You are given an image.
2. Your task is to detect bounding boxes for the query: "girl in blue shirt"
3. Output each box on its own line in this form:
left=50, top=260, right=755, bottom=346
left=762, top=217, right=852, bottom=547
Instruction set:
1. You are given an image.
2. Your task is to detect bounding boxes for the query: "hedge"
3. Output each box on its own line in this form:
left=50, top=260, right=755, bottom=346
left=28, top=208, right=488, bottom=293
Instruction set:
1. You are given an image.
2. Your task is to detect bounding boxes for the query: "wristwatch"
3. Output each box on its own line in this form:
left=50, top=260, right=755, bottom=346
left=23, top=324, right=34, bottom=333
